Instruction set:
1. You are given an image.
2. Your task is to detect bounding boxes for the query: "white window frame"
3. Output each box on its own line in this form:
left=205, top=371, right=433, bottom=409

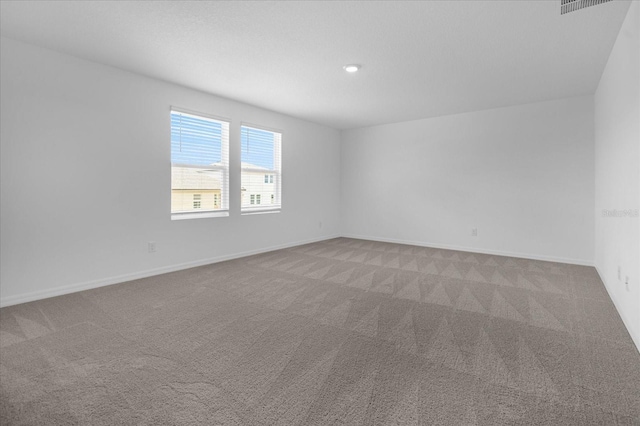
left=240, top=123, right=282, bottom=214
left=170, top=107, right=230, bottom=220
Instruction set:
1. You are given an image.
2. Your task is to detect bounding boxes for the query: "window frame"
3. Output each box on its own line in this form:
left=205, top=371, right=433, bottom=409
left=240, top=123, right=282, bottom=215
left=170, top=107, right=230, bottom=220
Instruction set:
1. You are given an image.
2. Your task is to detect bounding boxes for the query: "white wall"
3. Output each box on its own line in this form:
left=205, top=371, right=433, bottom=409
left=594, top=1, right=640, bottom=349
left=0, top=37, right=341, bottom=306
left=341, top=96, right=595, bottom=264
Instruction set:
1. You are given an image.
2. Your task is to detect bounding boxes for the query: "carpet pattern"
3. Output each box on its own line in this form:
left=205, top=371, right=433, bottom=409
left=1, top=237, right=639, bottom=425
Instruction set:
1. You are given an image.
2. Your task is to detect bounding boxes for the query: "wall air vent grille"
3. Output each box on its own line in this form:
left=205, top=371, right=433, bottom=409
left=561, top=0, right=613, bottom=15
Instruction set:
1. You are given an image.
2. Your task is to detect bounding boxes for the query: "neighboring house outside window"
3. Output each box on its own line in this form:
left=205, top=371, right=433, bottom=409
left=170, top=109, right=229, bottom=218
left=241, top=125, right=282, bottom=213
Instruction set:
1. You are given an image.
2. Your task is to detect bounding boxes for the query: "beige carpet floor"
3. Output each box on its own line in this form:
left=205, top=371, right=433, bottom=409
left=1, top=237, right=639, bottom=425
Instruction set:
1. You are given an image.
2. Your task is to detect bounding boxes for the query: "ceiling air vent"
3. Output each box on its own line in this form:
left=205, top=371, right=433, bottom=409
left=561, top=0, right=612, bottom=15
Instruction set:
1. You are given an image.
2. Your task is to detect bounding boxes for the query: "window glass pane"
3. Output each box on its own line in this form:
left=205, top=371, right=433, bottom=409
left=241, top=127, right=275, bottom=169
left=241, top=125, right=281, bottom=212
left=171, top=113, right=222, bottom=165
left=171, top=110, right=229, bottom=215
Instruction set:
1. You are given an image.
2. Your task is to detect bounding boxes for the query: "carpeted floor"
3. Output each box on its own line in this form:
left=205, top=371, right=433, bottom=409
left=1, top=238, right=639, bottom=425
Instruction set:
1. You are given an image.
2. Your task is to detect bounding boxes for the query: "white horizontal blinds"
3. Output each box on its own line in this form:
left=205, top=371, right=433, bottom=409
left=241, top=125, right=282, bottom=212
left=170, top=109, right=229, bottom=214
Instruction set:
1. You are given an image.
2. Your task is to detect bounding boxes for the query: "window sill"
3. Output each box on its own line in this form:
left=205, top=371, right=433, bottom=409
left=241, top=208, right=281, bottom=216
left=171, top=210, right=229, bottom=220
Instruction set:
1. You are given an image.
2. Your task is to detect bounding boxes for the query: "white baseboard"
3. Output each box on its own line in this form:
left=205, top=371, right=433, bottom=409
left=0, top=232, right=596, bottom=308
left=0, top=234, right=340, bottom=308
left=5, top=232, right=634, bottom=355
left=594, top=266, right=640, bottom=353
left=341, top=233, right=594, bottom=266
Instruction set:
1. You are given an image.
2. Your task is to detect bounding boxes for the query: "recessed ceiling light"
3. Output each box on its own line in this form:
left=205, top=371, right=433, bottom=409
left=343, top=64, right=360, bottom=73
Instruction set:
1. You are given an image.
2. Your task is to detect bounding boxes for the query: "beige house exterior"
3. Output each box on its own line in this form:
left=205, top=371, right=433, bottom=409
left=171, top=162, right=280, bottom=213
left=171, top=166, right=222, bottom=213
left=240, top=162, right=279, bottom=210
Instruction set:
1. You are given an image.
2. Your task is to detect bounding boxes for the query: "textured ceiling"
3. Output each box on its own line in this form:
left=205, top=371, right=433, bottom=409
left=0, top=1, right=631, bottom=129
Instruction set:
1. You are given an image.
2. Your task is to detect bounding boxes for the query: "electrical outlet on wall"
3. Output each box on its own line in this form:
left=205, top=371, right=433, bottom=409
left=148, top=241, right=156, bottom=253
left=626, top=276, right=629, bottom=291
left=471, top=228, right=478, bottom=237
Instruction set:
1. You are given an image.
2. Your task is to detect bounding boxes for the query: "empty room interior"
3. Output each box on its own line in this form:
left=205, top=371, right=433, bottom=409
left=1, top=1, right=639, bottom=424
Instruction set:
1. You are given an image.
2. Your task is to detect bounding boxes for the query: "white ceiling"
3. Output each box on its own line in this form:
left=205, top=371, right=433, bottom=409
left=0, top=0, right=631, bottom=129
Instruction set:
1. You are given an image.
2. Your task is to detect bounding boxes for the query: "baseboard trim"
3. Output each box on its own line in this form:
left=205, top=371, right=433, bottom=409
left=594, top=265, right=640, bottom=353
left=341, top=233, right=594, bottom=266
left=0, top=234, right=340, bottom=308
left=0, top=233, right=596, bottom=308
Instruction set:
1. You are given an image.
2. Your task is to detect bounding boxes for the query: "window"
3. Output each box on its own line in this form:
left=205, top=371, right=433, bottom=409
left=241, top=125, right=282, bottom=213
left=171, top=109, right=229, bottom=218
